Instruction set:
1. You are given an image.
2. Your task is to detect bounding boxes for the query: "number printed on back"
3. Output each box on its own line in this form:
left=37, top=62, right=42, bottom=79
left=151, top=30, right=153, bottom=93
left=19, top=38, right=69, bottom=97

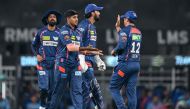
left=130, top=34, right=141, bottom=54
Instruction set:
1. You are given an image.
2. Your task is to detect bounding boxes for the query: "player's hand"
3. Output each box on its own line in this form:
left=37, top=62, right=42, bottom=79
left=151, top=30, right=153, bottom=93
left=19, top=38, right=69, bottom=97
left=115, top=15, right=121, bottom=32
left=97, top=61, right=106, bottom=71
left=111, top=50, right=116, bottom=56
left=94, top=55, right=106, bottom=71
left=37, top=55, right=43, bottom=62
left=80, top=50, right=103, bottom=56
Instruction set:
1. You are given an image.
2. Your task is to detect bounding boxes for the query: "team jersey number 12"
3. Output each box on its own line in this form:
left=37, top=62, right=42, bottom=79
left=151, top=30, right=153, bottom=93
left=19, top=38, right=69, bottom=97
left=130, top=34, right=141, bottom=54
left=131, top=42, right=140, bottom=53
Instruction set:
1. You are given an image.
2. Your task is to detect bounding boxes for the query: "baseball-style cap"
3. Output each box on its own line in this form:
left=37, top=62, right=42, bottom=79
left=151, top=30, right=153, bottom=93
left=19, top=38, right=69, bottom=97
left=120, top=11, right=137, bottom=20
left=85, top=4, right=103, bottom=14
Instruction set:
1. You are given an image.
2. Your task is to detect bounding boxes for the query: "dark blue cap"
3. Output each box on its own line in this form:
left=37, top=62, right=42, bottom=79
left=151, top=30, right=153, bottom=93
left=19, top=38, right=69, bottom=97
left=42, top=10, right=62, bottom=25
left=120, top=11, right=137, bottom=20
left=85, top=4, right=103, bottom=14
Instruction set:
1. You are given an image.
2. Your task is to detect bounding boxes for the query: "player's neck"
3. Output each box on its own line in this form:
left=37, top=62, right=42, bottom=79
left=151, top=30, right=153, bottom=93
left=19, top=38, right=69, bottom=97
left=125, top=23, right=135, bottom=27
left=67, top=22, right=75, bottom=29
left=48, top=25, right=56, bottom=31
left=88, top=17, right=95, bottom=24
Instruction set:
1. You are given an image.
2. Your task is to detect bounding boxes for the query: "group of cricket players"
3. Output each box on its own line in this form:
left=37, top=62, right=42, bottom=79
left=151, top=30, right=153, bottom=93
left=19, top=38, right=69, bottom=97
left=31, top=3, right=142, bottom=109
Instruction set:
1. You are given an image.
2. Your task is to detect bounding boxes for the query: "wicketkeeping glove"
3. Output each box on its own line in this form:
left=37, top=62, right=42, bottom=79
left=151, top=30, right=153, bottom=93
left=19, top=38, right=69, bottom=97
left=94, top=55, right=106, bottom=71
left=78, top=54, right=88, bottom=73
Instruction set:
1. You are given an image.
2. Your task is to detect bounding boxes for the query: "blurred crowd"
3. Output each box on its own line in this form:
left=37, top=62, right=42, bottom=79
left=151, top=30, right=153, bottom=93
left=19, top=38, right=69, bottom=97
left=135, top=86, right=190, bottom=109
left=21, top=82, right=73, bottom=109
left=19, top=83, right=190, bottom=109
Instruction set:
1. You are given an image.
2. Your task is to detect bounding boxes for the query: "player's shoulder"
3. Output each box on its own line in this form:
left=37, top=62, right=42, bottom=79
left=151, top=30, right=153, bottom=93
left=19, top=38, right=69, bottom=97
left=79, top=19, right=88, bottom=25
left=60, top=25, right=69, bottom=35
left=35, top=27, right=46, bottom=36
left=37, top=27, right=46, bottom=33
left=78, top=19, right=88, bottom=29
left=130, top=27, right=141, bottom=35
left=54, top=27, right=62, bottom=35
left=119, top=29, right=128, bottom=37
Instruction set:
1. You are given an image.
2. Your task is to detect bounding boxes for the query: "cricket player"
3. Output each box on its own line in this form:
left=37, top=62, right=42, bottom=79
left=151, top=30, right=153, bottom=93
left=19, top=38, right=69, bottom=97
left=78, top=3, right=106, bottom=109
left=31, top=10, right=62, bottom=109
left=109, top=11, right=142, bottom=109
left=48, top=10, right=102, bottom=109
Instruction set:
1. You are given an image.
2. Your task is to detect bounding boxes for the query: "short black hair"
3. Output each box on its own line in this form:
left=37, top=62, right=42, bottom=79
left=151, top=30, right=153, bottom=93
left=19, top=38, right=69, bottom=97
left=64, top=9, right=78, bottom=18
left=128, top=19, right=135, bottom=24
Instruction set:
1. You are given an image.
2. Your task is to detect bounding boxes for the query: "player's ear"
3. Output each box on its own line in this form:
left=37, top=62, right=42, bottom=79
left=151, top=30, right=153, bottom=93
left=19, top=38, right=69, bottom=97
left=91, top=11, right=95, bottom=16
left=66, top=17, right=70, bottom=21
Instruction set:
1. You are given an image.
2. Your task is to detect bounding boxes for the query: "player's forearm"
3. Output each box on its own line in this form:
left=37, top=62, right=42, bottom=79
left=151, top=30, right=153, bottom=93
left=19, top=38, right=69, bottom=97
left=31, top=44, right=39, bottom=56
left=114, top=35, right=126, bottom=53
left=80, top=50, right=103, bottom=55
left=66, top=44, right=79, bottom=51
left=113, top=43, right=125, bottom=55
left=116, top=27, right=121, bottom=33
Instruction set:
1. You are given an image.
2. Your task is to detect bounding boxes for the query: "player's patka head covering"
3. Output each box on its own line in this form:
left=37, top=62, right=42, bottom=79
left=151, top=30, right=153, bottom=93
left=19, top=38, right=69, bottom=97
left=120, top=11, right=137, bottom=21
left=85, top=3, right=103, bottom=14
left=42, top=9, right=62, bottom=25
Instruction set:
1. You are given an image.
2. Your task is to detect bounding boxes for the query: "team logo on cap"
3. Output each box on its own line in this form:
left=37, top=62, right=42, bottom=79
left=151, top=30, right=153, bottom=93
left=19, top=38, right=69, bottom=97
left=133, top=13, right=137, bottom=17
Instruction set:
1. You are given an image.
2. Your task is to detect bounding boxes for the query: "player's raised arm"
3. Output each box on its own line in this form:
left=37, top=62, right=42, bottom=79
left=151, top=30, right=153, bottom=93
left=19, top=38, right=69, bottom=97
left=111, top=15, right=127, bottom=56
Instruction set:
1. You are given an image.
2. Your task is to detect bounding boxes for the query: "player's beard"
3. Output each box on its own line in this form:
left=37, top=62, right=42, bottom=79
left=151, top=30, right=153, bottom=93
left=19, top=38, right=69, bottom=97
left=94, top=15, right=100, bottom=22
left=47, top=20, right=57, bottom=27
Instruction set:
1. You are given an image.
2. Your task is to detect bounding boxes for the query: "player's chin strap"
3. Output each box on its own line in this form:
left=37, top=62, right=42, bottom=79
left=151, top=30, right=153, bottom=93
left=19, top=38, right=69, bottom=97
left=94, top=55, right=106, bottom=71
left=90, top=79, right=104, bottom=109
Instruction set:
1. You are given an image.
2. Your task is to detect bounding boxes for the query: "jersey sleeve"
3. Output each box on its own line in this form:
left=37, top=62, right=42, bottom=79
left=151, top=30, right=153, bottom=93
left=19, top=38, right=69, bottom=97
left=78, top=22, right=88, bottom=47
left=60, top=27, right=72, bottom=46
left=31, top=30, right=41, bottom=55
left=113, top=29, right=127, bottom=54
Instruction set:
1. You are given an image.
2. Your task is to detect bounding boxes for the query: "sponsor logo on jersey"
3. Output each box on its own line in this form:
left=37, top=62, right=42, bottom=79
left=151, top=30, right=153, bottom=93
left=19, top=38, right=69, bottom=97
left=39, top=71, right=46, bottom=75
left=132, top=34, right=141, bottom=41
left=43, top=41, right=58, bottom=46
left=61, top=74, right=67, bottom=78
left=53, top=36, right=58, bottom=41
left=78, top=28, right=85, bottom=32
left=90, top=30, right=95, bottom=35
left=122, top=36, right=127, bottom=42
left=76, top=36, right=80, bottom=41
left=64, top=35, right=70, bottom=40
left=75, top=71, right=82, bottom=76
left=61, top=31, right=69, bottom=35
left=120, top=32, right=127, bottom=37
left=71, top=36, right=76, bottom=40
left=72, top=41, right=80, bottom=46
left=42, top=36, right=50, bottom=40
left=90, top=36, right=97, bottom=41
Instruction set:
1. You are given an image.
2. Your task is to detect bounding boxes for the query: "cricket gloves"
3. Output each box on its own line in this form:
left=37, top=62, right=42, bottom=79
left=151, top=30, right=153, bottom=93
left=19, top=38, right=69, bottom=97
left=78, top=54, right=88, bottom=73
left=94, top=55, right=106, bottom=71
